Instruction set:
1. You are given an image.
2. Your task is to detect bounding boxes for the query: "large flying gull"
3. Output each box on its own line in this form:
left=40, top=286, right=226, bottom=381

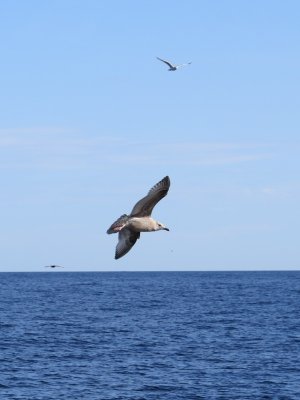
left=156, top=57, right=191, bottom=71
left=107, top=176, right=170, bottom=259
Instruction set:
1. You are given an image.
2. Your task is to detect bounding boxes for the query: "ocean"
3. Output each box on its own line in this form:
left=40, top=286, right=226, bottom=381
left=0, top=271, right=299, bottom=399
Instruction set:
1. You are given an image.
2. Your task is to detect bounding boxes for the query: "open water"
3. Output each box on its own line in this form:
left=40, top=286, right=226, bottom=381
left=0, top=271, right=299, bottom=399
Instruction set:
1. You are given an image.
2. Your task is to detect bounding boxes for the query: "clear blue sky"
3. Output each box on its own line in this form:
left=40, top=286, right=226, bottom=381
left=1, top=1, right=299, bottom=271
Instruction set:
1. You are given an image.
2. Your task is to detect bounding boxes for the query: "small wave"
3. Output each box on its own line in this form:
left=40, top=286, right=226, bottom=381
left=0, top=383, right=9, bottom=388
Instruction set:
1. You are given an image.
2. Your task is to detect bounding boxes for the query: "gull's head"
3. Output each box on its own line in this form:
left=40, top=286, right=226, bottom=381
left=155, top=221, right=169, bottom=231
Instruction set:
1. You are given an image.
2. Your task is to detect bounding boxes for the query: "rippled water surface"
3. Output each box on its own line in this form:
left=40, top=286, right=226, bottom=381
left=0, top=271, right=300, bottom=399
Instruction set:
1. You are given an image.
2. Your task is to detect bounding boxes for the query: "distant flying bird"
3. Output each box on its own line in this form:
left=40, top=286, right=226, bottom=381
left=45, top=265, right=63, bottom=269
left=107, top=176, right=170, bottom=259
left=156, top=57, right=191, bottom=71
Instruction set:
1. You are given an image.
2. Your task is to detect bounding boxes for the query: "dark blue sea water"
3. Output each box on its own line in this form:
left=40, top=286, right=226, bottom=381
left=0, top=271, right=300, bottom=400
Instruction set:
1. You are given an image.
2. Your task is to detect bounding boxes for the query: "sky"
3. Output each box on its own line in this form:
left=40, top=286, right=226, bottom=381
left=0, top=0, right=299, bottom=271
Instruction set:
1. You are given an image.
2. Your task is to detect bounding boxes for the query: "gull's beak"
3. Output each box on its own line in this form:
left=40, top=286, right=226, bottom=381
left=163, top=227, right=169, bottom=231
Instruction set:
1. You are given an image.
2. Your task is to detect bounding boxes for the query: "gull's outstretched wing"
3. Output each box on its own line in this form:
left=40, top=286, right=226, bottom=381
left=130, top=176, right=170, bottom=217
left=115, top=229, right=140, bottom=259
left=156, top=57, right=175, bottom=69
left=177, top=62, right=192, bottom=68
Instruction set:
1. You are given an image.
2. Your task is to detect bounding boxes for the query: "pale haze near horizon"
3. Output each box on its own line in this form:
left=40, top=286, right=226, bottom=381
left=0, top=1, right=299, bottom=271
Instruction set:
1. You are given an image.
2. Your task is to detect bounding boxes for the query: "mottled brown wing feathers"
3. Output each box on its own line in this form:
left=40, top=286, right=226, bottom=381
left=107, top=214, right=129, bottom=234
left=130, top=176, right=170, bottom=217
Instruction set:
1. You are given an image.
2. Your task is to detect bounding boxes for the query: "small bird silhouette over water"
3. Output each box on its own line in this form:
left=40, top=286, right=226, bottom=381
left=156, top=57, right=192, bottom=71
left=107, top=176, right=170, bottom=259
left=45, top=265, right=63, bottom=269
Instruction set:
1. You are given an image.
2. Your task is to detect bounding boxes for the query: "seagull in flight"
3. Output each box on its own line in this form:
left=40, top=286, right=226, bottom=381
left=107, top=176, right=170, bottom=259
left=156, top=57, right=191, bottom=71
left=45, top=265, right=64, bottom=269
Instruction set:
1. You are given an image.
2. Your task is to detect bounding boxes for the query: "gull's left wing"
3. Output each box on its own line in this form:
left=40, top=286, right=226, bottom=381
left=130, top=176, right=170, bottom=217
